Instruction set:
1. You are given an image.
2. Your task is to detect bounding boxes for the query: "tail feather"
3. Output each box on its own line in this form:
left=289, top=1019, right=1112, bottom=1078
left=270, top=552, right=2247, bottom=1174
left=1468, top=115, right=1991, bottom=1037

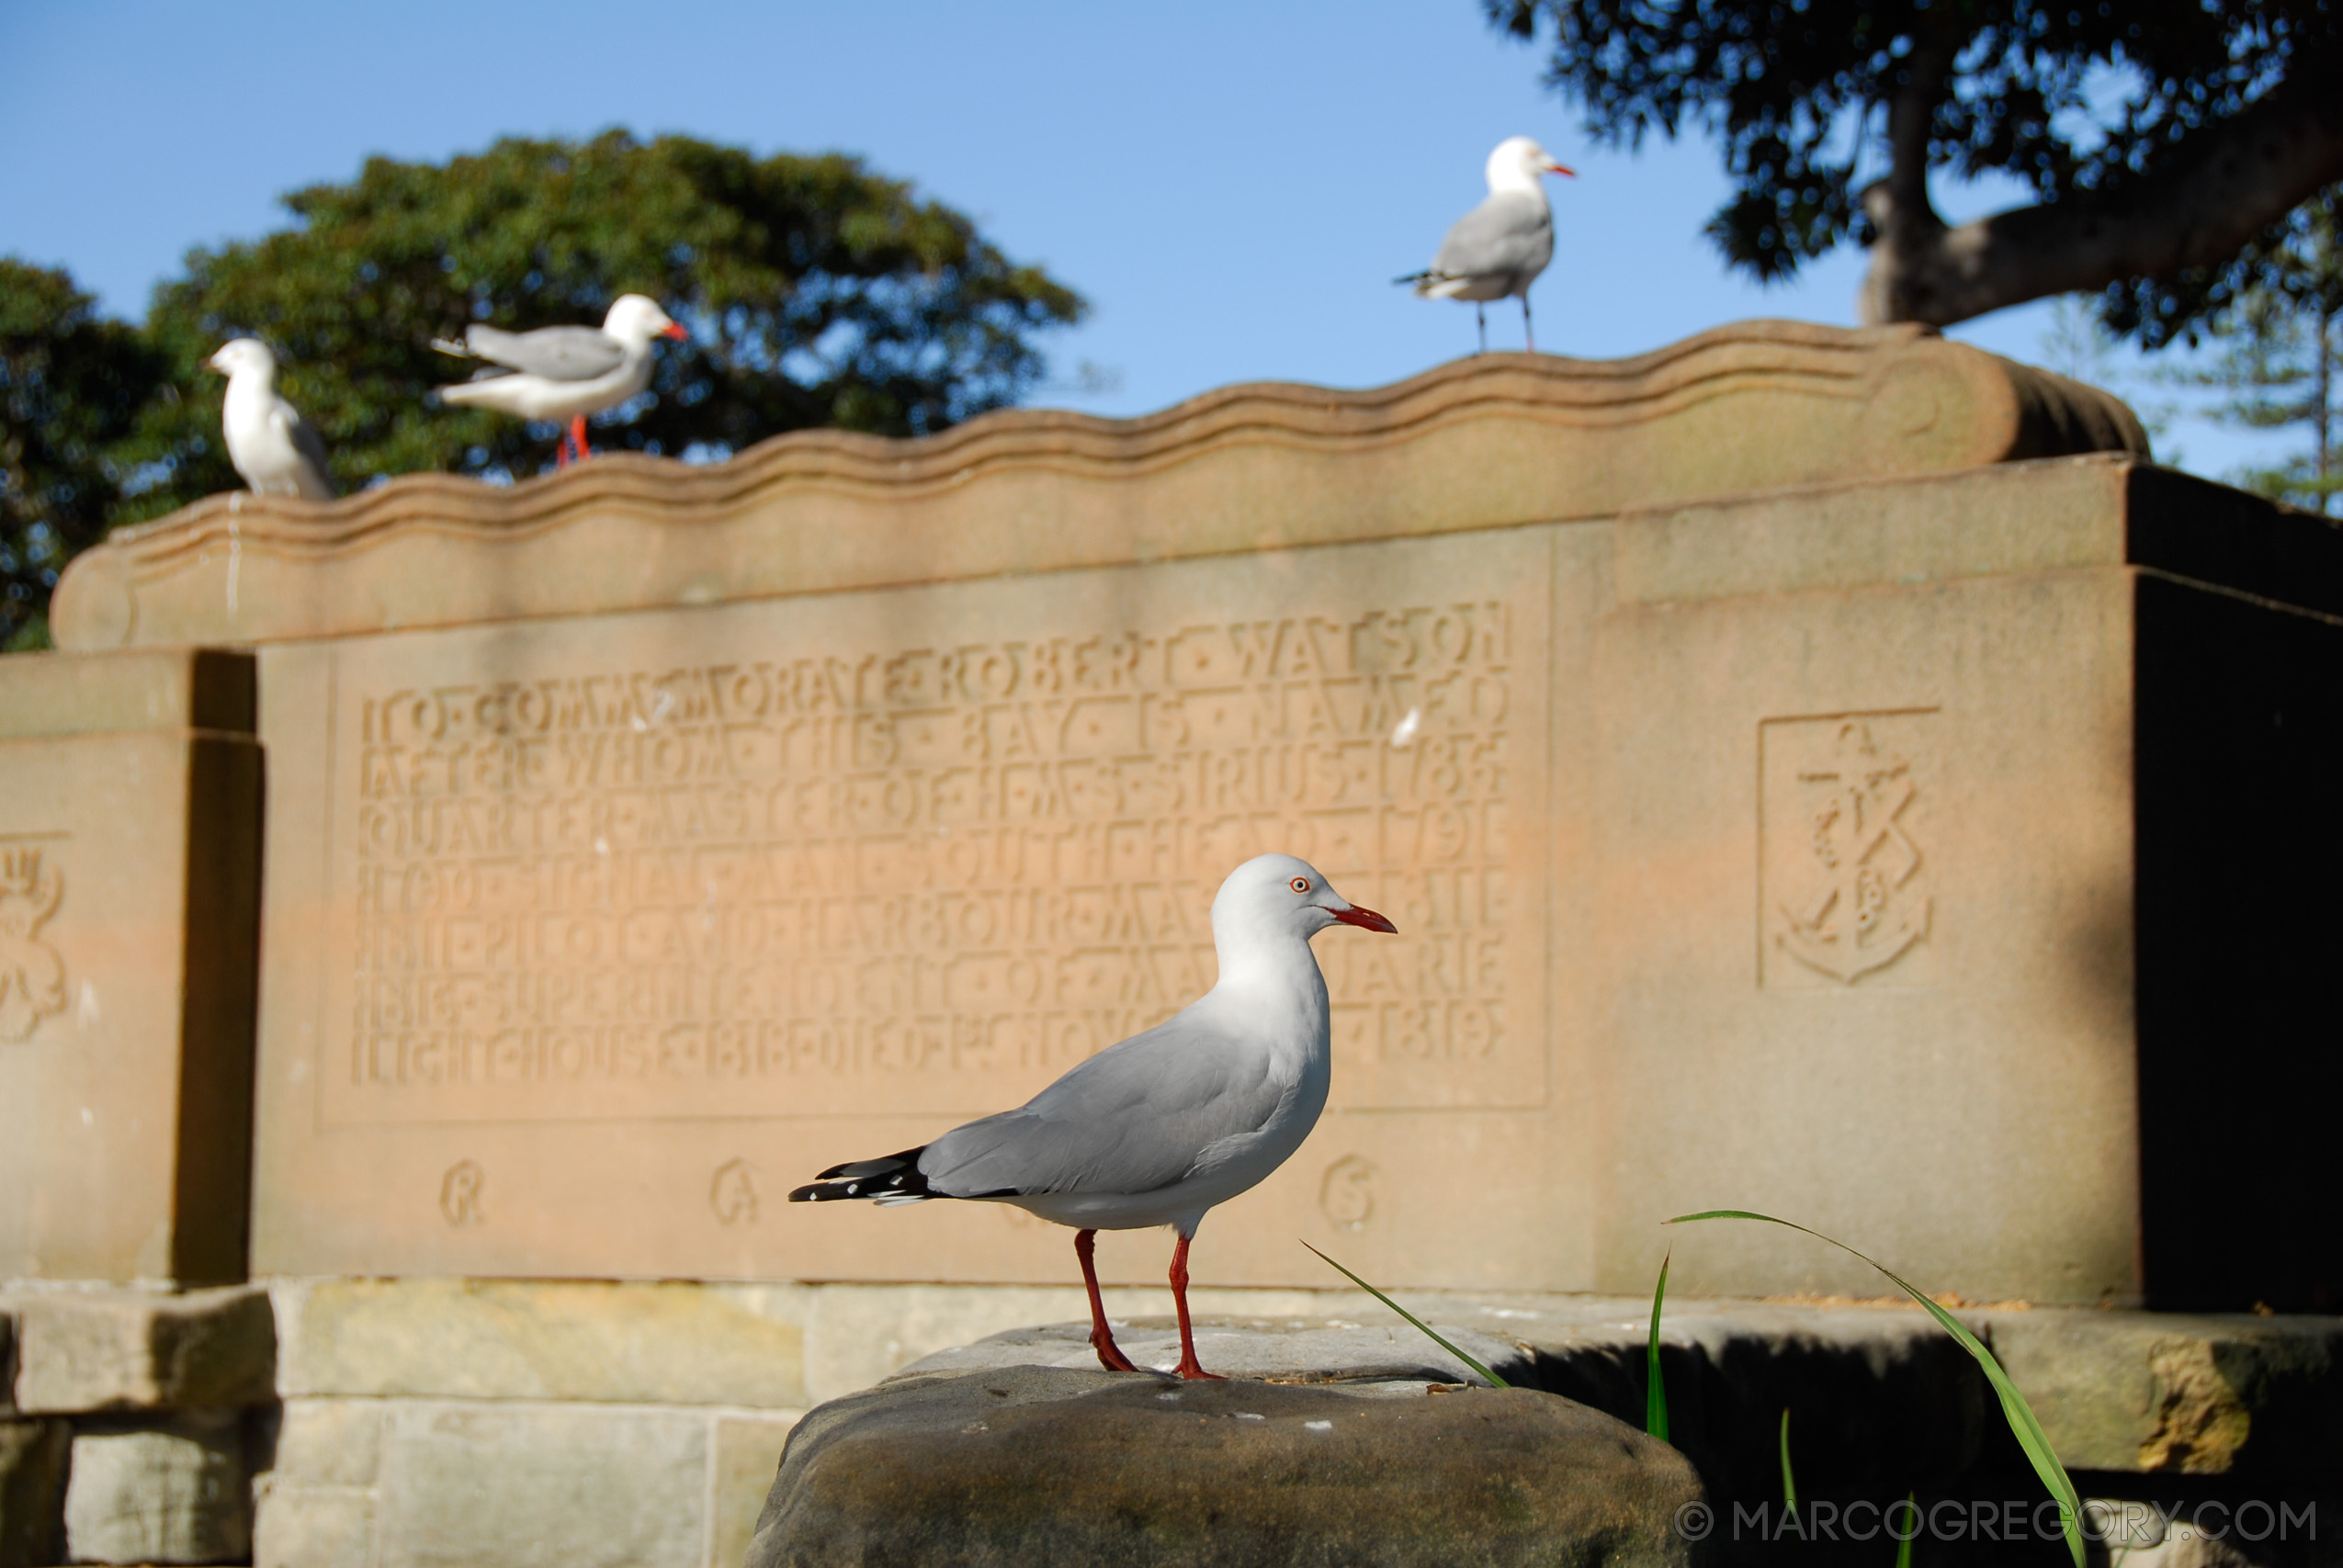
left=789, top=1145, right=933, bottom=1204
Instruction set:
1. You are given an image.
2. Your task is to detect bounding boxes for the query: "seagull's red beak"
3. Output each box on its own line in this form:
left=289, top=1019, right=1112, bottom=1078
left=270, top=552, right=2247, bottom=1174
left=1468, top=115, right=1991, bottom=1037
left=1547, top=162, right=1577, bottom=177
left=1332, top=905, right=1398, bottom=933
left=661, top=322, right=688, bottom=341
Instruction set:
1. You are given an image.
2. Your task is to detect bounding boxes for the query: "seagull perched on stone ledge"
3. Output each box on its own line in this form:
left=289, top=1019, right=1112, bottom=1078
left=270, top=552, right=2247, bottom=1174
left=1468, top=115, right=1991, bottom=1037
left=205, top=339, right=337, bottom=501
left=790, top=853, right=1398, bottom=1381
left=434, top=294, right=687, bottom=467
left=1398, top=136, right=1575, bottom=354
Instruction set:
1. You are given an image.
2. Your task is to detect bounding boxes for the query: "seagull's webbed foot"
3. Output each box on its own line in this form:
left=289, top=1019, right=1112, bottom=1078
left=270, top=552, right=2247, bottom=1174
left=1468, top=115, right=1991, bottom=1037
left=1092, top=1327, right=1141, bottom=1374
left=1074, top=1228, right=1142, bottom=1373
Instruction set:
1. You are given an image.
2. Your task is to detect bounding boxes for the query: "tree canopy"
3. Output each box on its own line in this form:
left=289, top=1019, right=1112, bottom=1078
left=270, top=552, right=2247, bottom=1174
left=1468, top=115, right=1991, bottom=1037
left=1487, top=0, right=2343, bottom=345
left=1, top=261, right=167, bottom=649
left=117, top=130, right=1086, bottom=521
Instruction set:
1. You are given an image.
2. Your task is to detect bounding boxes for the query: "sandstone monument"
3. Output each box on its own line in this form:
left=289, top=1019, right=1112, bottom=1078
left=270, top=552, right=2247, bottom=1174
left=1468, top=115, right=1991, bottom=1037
left=4, top=321, right=2337, bottom=1568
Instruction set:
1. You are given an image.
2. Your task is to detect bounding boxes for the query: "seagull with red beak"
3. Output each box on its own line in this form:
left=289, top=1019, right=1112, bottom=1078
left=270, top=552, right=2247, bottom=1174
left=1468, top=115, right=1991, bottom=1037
left=1398, top=136, right=1577, bottom=354
left=435, top=293, right=688, bottom=466
left=791, top=853, right=1398, bottom=1381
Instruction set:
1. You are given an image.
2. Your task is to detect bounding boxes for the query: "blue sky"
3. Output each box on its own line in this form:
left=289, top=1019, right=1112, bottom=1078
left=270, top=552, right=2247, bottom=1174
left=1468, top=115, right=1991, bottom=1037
left=0, top=0, right=2269, bottom=479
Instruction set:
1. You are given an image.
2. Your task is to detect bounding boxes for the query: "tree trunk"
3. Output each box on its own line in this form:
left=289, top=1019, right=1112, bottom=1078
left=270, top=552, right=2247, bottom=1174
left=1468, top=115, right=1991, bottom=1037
left=1859, top=63, right=2343, bottom=330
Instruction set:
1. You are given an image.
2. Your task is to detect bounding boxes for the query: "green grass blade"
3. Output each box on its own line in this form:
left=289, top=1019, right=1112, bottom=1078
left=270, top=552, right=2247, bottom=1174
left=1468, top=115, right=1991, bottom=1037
left=1668, top=1210, right=2083, bottom=1568
left=1300, top=1240, right=1511, bottom=1388
left=1780, top=1407, right=1798, bottom=1516
left=1895, top=1491, right=1915, bottom=1568
left=1646, top=1247, right=1671, bottom=1441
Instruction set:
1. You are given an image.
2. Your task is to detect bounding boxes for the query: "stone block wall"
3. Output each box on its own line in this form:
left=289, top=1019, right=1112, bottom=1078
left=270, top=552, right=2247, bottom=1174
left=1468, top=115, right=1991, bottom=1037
left=0, top=1288, right=274, bottom=1567
left=251, top=1277, right=1333, bottom=1568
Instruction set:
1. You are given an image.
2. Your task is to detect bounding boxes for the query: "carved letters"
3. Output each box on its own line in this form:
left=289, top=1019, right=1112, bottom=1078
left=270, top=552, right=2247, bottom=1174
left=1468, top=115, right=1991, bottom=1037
left=332, top=602, right=1522, bottom=1120
left=0, top=842, right=67, bottom=1043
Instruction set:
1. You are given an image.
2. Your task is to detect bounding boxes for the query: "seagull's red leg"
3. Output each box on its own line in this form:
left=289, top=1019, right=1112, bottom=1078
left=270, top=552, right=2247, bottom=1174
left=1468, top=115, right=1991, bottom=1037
left=570, top=414, right=590, bottom=464
left=1074, top=1228, right=1138, bottom=1372
left=1169, top=1231, right=1225, bottom=1381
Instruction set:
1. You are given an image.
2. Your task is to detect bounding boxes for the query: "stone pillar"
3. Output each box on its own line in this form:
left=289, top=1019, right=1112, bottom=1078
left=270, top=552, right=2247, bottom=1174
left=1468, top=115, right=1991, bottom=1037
left=0, top=647, right=263, bottom=1286
left=0, top=648, right=270, bottom=1561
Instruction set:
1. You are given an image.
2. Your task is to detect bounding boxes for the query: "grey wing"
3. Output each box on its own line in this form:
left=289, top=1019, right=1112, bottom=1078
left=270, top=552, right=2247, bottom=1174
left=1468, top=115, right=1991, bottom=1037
left=1431, top=191, right=1555, bottom=282
left=288, top=412, right=337, bottom=500
left=920, top=1018, right=1288, bottom=1199
left=463, top=323, right=627, bottom=381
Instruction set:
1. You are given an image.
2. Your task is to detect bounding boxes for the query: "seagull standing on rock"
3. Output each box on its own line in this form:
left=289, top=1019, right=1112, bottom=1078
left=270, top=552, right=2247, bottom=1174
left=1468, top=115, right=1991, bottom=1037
left=205, top=339, right=337, bottom=501
left=791, top=854, right=1398, bottom=1381
left=1398, top=136, right=1576, bottom=354
left=435, top=294, right=686, bottom=467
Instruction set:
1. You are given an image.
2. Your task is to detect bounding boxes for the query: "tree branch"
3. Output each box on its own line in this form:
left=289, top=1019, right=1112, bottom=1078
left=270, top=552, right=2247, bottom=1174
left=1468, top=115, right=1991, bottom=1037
left=1860, top=60, right=2343, bottom=328
left=1855, top=25, right=1956, bottom=325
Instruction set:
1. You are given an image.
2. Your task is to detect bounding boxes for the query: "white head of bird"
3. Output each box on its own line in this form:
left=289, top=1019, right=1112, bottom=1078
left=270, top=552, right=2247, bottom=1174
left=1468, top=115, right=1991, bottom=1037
left=1486, top=136, right=1575, bottom=196
left=1207, top=853, right=1397, bottom=986
left=205, top=338, right=279, bottom=383
left=602, top=295, right=687, bottom=346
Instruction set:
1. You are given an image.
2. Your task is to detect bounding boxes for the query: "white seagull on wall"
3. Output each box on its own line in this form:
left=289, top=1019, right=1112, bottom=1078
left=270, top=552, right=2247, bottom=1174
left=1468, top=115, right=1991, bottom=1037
left=435, top=294, right=687, bottom=466
left=206, top=339, right=337, bottom=501
left=790, top=853, right=1398, bottom=1381
left=1398, top=136, right=1576, bottom=354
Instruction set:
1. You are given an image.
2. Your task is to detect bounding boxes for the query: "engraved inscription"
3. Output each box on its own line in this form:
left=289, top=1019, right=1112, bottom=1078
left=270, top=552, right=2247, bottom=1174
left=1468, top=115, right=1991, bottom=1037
left=1760, top=713, right=1936, bottom=987
left=0, top=843, right=67, bottom=1043
left=333, top=601, right=1522, bottom=1119
left=710, top=1159, right=759, bottom=1224
left=1319, top=1155, right=1377, bottom=1230
left=439, top=1160, right=485, bottom=1225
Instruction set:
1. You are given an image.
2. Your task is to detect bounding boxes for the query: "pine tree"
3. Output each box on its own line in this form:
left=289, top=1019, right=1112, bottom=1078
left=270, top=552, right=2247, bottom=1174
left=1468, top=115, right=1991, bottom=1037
left=2170, top=195, right=2341, bottom=513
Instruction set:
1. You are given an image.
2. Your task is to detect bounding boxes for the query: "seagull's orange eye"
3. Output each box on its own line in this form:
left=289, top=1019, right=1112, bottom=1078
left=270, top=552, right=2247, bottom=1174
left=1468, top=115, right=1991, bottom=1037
left=1291, top=876, right=1310, bottom=893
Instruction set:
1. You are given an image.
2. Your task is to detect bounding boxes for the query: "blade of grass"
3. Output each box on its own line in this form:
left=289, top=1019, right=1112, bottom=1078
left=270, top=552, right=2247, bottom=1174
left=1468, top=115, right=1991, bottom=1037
left=1780, top=1407, right=1798, bottom=1517
left=1301, top=1240, right=1511, bottom=1388
left=1669, top=1210, right=2083, bottom=1568
left=1646, top=1247, right=1671, bottom=1441
left=1894, top=1491, right=1916, bottom=1568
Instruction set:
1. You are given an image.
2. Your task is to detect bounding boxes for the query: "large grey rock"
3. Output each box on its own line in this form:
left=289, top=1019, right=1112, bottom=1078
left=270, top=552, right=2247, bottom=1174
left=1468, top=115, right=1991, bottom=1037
left=0, top=1418, right=69, bottom=1568
left=749, top=1365, right=1702, bottom=1568
left=63, top=1413, right=250, bottom=1565
left=897, top=1314, right=1535, bottom=1388
left=11, top=1286, right=275, bottom=1414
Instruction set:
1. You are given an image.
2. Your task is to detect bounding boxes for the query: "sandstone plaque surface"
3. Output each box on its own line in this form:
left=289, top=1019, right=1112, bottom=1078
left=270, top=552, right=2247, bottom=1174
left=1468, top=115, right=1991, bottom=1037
left=248, top=529, right=1558, bottom=1285
left=0, top=649, right=261, bottom=1285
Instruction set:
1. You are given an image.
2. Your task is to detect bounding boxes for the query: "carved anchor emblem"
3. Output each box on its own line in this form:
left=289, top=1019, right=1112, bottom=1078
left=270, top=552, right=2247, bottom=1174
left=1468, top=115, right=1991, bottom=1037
left=1774, top=722, right=1930, bottom=983
left=0, top=847, right=66, bottom=1043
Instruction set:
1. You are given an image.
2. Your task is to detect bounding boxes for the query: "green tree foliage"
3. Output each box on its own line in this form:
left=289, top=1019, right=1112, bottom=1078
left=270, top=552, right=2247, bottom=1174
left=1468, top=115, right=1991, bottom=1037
left=1486, top=0, right=2343, bottom=343
left=2169, top=194, right=2341, bottom=513
left=119, top=130, right=1086, bottom=520
left=0, top=260, right=168, bottom=649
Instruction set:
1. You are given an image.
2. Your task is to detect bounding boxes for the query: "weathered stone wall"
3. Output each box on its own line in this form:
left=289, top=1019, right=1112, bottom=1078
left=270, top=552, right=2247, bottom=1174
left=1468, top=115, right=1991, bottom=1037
left=12, top=323, right=2343, bottom=1565
left=47, top=321, right=2270, bottom=1309
left=11, top=1281, right=2335, bottom=1567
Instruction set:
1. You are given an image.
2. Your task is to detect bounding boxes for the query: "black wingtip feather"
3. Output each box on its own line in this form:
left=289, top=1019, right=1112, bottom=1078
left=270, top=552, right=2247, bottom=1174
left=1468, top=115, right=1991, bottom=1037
left=790, top=1145, right=933, bottom=1202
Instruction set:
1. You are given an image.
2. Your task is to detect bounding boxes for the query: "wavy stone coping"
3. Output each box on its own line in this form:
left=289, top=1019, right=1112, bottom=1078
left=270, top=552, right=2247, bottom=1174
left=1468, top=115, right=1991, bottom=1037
left=51, top=321, right=2145, bottom=650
